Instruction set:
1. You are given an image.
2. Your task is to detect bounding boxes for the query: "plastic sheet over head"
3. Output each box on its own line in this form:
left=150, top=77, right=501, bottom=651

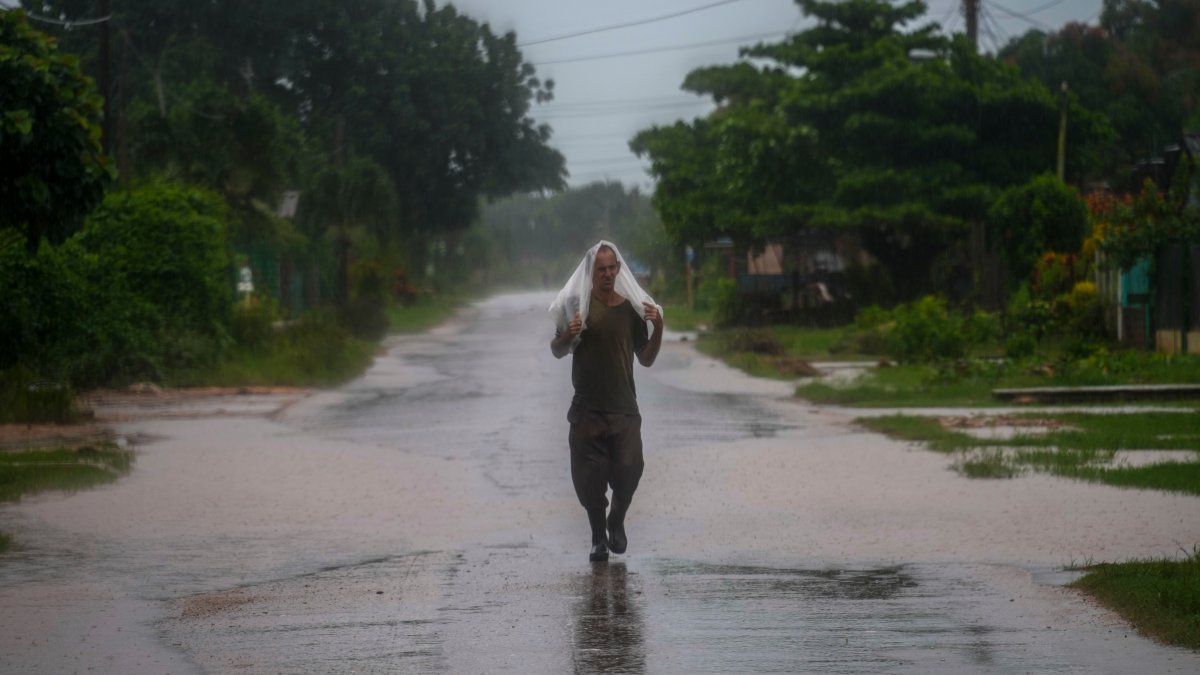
left=549, top=240, right=663, bottom=353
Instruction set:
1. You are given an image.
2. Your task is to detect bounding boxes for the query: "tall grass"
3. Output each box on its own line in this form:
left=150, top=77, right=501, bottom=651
left=1072, top=549, right=1200, bottom=650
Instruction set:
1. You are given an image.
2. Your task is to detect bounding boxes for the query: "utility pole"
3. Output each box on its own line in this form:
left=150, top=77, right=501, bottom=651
left=98, top=0, right=112, bottom=155
left=1057, top=81, right=1069, bottom=181
left=963, top=0, right=979, bottom=51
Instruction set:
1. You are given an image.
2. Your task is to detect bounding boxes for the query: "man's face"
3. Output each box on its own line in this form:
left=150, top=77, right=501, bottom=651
left=592, top=248, right=619, bottom=294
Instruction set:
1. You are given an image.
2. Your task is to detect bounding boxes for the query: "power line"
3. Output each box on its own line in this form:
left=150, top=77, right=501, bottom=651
left=540, top=94, right=710, bottom=110
left=980, top=4, right=1011, bottom=51
left=568, top=155, right=648, bottom=167
left=518, top=0, right=758, bottom=47
left=531, top=30, right=789, bottom=66
left=5, top=8, right=112, bottom=27
left=535, top=100, right=712, bottom=119
left=988, top=1, right=1052, bottom=30
left=1015, top=0, right=1068, bottom=17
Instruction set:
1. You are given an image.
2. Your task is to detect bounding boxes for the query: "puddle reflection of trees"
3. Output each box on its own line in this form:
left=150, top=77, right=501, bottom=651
left=572, top=562, right=645, bottom=674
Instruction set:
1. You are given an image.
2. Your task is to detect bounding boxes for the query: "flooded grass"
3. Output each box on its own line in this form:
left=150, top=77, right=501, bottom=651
left=1072, top=550, right=1200, bottom=650
left=0, top=443, right=135, bottom=504
left=793, top=354, right=1200, bottom=408
left=0, top=442, right=136, bottom=554
left=859, top=412, right=1200, bottom=495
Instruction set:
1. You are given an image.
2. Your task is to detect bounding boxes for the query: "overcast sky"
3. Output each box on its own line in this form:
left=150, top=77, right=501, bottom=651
left=444, top=0, right=1105, bottom=190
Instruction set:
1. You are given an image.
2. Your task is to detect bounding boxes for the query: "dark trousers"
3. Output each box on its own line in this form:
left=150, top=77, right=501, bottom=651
left=568, top=405, right=644, bottom=543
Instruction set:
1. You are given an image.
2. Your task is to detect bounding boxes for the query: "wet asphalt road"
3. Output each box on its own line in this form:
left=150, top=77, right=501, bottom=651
left=1, top=291, right=1198, bottom=673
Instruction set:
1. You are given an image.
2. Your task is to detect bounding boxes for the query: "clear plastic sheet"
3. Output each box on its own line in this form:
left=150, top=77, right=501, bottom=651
left=549, top=240, right=663, bottom=353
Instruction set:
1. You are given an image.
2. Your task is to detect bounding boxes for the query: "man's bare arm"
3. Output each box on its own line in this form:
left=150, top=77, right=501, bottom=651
left=636, top=302, right=664, bottom=367
left=551, top=312, right=582, bottom=359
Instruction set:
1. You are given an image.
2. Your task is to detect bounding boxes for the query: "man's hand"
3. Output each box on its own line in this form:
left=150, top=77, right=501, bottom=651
left=551, top=311, right=582, bottom=359
left=566, top=311, right=583, bottom=337
left=642, top=302, right=662, bottom=329
left=637, top=302, right=664, bottom=367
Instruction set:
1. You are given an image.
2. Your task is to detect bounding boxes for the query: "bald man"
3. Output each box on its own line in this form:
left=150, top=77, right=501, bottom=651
left=551, top=244, right=663, bottom=562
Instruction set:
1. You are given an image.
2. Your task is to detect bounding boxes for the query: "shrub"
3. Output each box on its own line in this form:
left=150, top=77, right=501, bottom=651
left=712, top=277, right=738, bottom=327
left=831, top=304, right=892, bottom=355
left=230, top=296, right=280, bottom=351
left=1007, top=285, right=1054, bottom=340
left=78, top=181, right=232, bottom=337
left=988, top=174, right=1088, bottom=288
left=887, top=296, right=965, bottom=363
left=342, top=259, right=390, bottom=339
left=1005, top=333, right=1037, bottom=359
left=1060, top=281, right=1107, bottom=339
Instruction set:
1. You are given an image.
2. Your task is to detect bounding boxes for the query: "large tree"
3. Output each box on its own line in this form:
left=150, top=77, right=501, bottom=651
left=24, top=0, right=566, bottom=242
left=0, top=10, right=113, bottom=249
left=1000, top=0, right=1199, bottom=178
left=634, top=0, right=1102, bottom=299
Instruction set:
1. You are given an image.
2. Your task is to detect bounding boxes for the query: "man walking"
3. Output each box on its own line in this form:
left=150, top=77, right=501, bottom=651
left=551, top=242, right=663, bottom=562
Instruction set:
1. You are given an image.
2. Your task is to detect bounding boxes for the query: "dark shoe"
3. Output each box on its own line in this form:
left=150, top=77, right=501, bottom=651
left=607, top=514, right=627, bottom=555
left=589, top=541, right=609, bottom=562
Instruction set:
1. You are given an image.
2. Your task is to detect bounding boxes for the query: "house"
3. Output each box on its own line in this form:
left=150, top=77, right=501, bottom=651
left=1109, top=133, right=1200, bottom=354
left=704, top=231, right=874, bottom=325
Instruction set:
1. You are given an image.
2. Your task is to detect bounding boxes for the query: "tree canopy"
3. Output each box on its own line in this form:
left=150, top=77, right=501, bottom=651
left=1000, top=0, right=1200, bottom=181
left=0, top=10, right=113, bottom=249
left=20, top=0, right=566, bottom=241
left=632, top=0, right=1102, bottom=298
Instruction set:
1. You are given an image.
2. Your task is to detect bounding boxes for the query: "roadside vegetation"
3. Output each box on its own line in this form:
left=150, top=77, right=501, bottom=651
left=1072, top=550, right=1200, bottom=651
left=858, top=412, right=1200, bottom=494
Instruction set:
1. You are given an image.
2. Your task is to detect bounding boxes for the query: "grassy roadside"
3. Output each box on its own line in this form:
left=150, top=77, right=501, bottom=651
left=1071, top=551, right=1200, bottom=650
left=0, top=442, right=136, bottom=552
left=387, top=293, right=466, bottom=334
left=176, top=296, right=467, bottom=389
left=857, top=411, right=1200, bottom=494
left=678, top=316, right=1200, bottom=408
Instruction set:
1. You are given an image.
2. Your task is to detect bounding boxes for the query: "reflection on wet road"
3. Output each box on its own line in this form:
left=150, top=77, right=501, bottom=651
left=1, top=291, right=1197, bottom=673
left=573, top=562, right=645, bottom=674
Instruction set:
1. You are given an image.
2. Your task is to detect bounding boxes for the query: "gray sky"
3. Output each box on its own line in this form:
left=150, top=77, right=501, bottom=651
left=445, top=0, right=1105, bottom=190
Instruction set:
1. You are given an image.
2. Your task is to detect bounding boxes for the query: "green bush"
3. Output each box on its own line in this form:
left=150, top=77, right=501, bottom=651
left=1, top=181, right=235, bottom=388
left=0, top=231, right=161, bottom=386
left=79, top=181, right=232, bottom=337
left=830, top=304, right=892, bottom=355
left=887, top=296, right=965, bottom=363
left=712, top=277, right=738, bottom=327
left=229, top=296, right=280, bottom=351
left=1007, top=285, right=1054, bottom=340
left=1060, top=281, right=1107, bottom=339
left=1005, top=333, right=1037, bottom=359
left=342, top=259, right=390, bottom=339
left=287, top=311, right=370, bottom=382
left=988, top=174, right=1088, bottom=288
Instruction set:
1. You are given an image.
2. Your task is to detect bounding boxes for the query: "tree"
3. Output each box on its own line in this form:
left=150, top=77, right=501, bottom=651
left=301, top=157, right=397, bottom=307
left=28, top=0, right=566, bottom=246
left=634, top=0, right=1082, bottom=299
left=988, top=174, right=1089, bottom=286
left=0, top=10, right=113, bottom=249
left=1001, top=1, right=1200, bottom=178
